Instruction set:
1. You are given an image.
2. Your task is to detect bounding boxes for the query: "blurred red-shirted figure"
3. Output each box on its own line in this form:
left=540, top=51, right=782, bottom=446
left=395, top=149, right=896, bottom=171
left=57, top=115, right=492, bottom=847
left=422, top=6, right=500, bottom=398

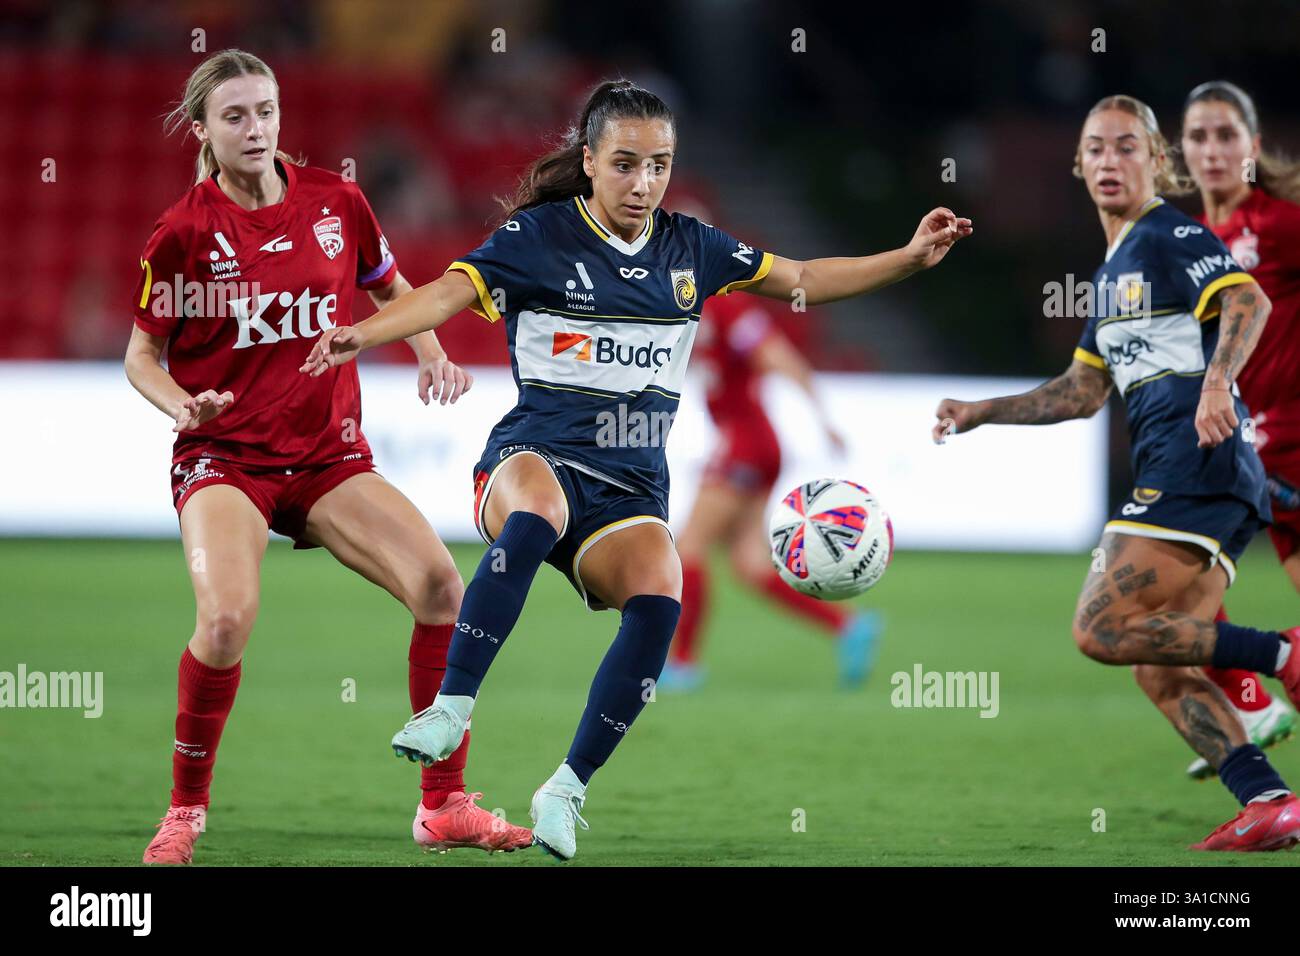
left=1177, top=81, right=1300, bottom=780
left=660, top=289, right=881, bottom=692
left=125, top=49, right=530, bottom=862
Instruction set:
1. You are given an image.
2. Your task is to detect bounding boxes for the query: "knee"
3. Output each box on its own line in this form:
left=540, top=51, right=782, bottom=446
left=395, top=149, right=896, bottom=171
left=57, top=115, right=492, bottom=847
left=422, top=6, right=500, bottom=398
left=406, top=560, right=465, bottom=623
left=729, top=544, right=771, bottom=589
left=194, top=599, right=257, bottom=665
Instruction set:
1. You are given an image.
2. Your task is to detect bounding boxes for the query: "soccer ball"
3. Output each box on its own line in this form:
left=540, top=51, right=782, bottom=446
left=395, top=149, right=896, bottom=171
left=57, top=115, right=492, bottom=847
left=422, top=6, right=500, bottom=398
left=768, top=478, right=893, bottom=600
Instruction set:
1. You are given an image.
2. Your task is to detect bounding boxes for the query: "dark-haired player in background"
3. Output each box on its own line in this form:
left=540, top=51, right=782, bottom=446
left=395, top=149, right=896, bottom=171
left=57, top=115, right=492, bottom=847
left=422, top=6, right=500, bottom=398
left=660, top=288, right=881, bottom=692
left=303, top=79, right=969, bottom=858
left=1179, top=80, right=1300, bottom=780
left=126, top=49, right=530, bottom=863
left=935, top=95, right=1300, bottom=851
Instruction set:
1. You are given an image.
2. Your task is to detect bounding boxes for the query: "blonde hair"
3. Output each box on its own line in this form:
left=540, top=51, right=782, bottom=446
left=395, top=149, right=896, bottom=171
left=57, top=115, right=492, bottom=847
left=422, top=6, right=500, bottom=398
left=1182, top=81, right=1300, bottom=204
left=1073, top=94, right=1194, bottom=196
left=164, top=49, right=302, bottom=185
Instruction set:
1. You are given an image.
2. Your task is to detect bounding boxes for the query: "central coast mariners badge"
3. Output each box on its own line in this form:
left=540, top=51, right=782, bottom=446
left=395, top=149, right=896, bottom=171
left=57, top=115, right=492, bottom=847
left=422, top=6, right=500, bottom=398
left=1115, top=271, right=1145, bottom=315
left=670, top=268, right=696, bottom=310
left=313, top=215, right=345, bottom=260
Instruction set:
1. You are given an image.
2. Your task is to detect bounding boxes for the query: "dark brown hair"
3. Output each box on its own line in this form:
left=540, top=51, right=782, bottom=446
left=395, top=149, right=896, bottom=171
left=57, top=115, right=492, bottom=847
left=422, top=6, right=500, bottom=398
left=499, top=79, right=674, bottom=221
left=1182, top=81, right=1300, bottom=204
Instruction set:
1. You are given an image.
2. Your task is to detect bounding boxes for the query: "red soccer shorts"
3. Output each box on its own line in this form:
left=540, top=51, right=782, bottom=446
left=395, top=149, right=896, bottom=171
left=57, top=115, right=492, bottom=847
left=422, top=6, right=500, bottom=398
left=170, top=454, right=376, bottom=548
left=702, top=416, right=782, bottom=494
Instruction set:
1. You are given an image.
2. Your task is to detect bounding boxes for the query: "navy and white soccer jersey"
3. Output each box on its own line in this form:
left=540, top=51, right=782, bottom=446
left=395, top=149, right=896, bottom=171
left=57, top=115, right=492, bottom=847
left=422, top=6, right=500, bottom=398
left=448, top=196, right=772, bottom=509
left=1075, top=197, right=1270, bottom=517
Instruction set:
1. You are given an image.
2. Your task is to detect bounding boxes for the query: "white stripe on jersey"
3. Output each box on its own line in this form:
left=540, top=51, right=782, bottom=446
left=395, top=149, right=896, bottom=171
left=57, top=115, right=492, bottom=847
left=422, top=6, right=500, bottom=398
left=513, top=309, right=698, bottom=399
left=1095, top=311, right=1204, bottom=393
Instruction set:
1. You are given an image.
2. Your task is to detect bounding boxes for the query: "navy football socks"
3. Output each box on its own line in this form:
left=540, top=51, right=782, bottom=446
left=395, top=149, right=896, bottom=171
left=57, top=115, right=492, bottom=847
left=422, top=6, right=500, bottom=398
left=565, top=594, right=681, bottom=784
left=440, top=511, right=559, bottom=698
left=1218, top=744, right=1290, bottom=806
left=1212, top=621, right=1284, bottom=676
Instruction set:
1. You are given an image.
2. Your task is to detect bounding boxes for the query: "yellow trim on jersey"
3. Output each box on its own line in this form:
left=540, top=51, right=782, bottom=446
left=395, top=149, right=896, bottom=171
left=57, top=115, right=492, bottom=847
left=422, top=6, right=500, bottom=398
left=1123, top=369, right=1204, bottom=394
left=574, top=196, right=653, bottom=247
left=1073, top=347, right=1106, bottom=370
left=446, top=261, right=500, bottom=322
left=1107, top=197, right=1165, bottom=259
left=1096, top=307, right=1180, bottom=329
left=1104, top=520, right=1221, bottom=557
left=138, top=258, right=153, bottom=310
left=716, top=251, right=774, bottom=296
left=536, top=306, right=699, bottom=324
left=575, top=196, right=611, bottom=240
left=1193, top=271, right=1253, bottom=321
left=522, top=380, right=624, bottom=400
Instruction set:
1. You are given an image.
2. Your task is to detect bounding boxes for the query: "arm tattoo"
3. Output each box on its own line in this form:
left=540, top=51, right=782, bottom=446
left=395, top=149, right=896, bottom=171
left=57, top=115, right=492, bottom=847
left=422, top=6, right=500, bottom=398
left=1206, top=285, right=1268, bottom=388
left=984, top=362, right=1112, bottom=425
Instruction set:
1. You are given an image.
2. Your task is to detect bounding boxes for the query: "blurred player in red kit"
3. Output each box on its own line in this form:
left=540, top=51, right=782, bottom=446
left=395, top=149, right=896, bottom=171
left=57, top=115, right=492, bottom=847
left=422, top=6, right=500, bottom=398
left=124, top=49, right=530, bottom=862
left=659, top=278, right=881, bottom=692
left=1180, top=81, right=1300, bottom=779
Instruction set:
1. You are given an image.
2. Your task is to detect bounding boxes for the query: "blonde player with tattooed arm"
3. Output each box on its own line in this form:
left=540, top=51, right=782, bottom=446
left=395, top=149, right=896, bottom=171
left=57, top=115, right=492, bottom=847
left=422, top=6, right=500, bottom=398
left=933, top=95, right=1300, bottom=851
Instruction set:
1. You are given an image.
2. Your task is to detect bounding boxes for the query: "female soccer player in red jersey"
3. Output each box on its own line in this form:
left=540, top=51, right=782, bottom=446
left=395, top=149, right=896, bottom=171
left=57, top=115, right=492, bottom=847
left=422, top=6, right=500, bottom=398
left=1179, top=81, right=1300, bottom=779
left=934, top=95, right=1300, bottom=851
left=303, top=80, right=969, bottom=858
left=660, top=289, right=881, bottom=692
left=125, top=50, right=530, bottom=863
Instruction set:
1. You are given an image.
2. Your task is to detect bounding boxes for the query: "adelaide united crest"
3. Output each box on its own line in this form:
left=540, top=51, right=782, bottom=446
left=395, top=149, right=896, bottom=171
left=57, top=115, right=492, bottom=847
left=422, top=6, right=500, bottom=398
left=313, top=215, right=345, bottom=260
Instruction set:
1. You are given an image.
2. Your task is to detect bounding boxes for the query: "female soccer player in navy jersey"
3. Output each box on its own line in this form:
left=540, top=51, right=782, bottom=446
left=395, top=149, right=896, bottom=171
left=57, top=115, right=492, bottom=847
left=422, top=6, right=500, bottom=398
left=933, top=95, right=1300, bottom=851
left=303, top=79, right=971, bottom=859
left=1178, top=81, right=1300, bottom=781
left=125, top=50, right=530, bottom=863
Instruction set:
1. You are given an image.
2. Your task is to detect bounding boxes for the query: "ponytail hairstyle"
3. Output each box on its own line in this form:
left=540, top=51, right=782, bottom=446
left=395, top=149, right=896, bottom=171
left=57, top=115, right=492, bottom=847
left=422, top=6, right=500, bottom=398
left=164, top=48, right=303, bottom=185
left=1073, top=94, right=1194, bottom=196
left=499, top=79, right=675, bottom=221
left=1182, top=80, right=1300, bottom=204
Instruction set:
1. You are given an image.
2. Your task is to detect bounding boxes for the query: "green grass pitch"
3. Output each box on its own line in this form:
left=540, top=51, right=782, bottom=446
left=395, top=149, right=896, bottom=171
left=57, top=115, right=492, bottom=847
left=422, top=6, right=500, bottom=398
left=1, top=537, right=1296, bottom=866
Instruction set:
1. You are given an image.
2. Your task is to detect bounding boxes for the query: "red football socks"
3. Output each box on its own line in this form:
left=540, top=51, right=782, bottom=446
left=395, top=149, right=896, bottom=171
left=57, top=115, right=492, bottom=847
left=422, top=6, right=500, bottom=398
left=170, top=647, right=242, bottom=808
left=409, top=622, right=468, bottom=810
left=1208, top=606, right=1272, bottom=712
left=669, top=563, right=708, bottom=664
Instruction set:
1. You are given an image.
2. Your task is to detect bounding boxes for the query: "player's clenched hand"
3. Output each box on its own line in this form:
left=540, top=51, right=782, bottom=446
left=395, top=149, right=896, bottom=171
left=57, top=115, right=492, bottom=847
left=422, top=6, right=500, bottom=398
left=906, top=207, right=973, bottom=271
left=174, top=390, right=234, bottom=433
left=300, top=326, right=364, bottom=377
left=932, top=398, right=986, bottom=444
left=418, top=358, right=474, bottom=406
left=1195, top=388, right=1238, bottom=448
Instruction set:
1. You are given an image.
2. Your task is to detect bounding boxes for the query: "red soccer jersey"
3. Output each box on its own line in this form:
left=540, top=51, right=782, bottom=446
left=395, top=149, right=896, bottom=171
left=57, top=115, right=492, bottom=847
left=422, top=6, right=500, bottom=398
left=696, top=293, right=777, bottom=427
left=131, top=160, right=397, bottom=468
left=1200, top=188, right=1300, bottom=415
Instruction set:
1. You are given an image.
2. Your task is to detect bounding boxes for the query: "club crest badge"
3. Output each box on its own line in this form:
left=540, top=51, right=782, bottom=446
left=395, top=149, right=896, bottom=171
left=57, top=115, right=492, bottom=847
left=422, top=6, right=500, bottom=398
left=313, top=216, right=344, bottom=260
left=671, top=268, right=696, bottom=310
left=1231, top=228, right=1260, bottom=271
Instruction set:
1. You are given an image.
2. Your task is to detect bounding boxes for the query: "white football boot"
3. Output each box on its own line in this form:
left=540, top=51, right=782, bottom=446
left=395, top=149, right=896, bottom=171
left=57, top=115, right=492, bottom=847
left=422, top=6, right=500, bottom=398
left=530, top=763, right=590, bottom=860
left=1187, top=696, right=1296, bottom=780
left=391, top=696, right=473, bottom=767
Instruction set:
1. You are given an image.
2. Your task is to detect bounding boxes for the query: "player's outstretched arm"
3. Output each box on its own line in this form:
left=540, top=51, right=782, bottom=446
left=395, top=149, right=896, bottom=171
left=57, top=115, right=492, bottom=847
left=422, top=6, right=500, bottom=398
left=301, top=271, right=480, bottom=377
left=750, top=207, right=972, bottom=306
left=1195, top=280, right=1271, bottom=448
left=931, top=358, right=1112, bottom=443
left=368, top=271, right=473, bottom=406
